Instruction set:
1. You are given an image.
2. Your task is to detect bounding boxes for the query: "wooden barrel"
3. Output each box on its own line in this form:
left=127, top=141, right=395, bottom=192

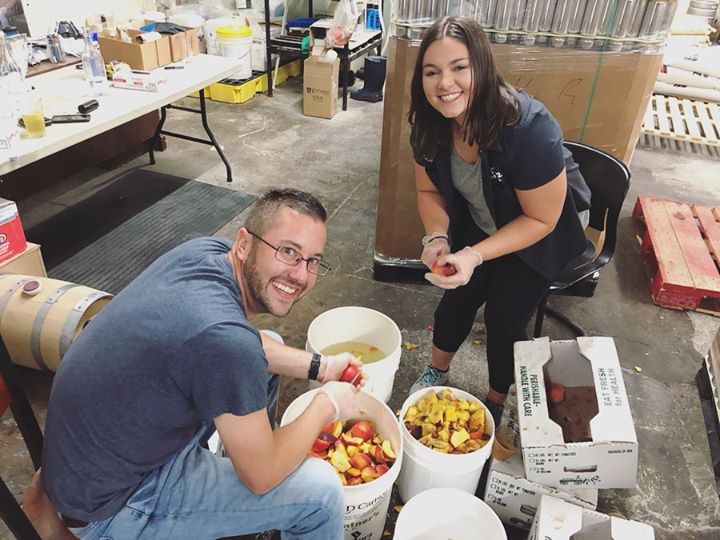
left=0, top=275, right=113, bottom=371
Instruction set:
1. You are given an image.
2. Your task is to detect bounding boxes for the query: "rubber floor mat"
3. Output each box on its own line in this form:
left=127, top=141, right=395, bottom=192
left=26, top=169, right=255, bottom=294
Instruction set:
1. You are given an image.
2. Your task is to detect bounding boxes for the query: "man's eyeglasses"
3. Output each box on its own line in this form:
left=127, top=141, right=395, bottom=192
left=248, top=231, right=331, bottom=276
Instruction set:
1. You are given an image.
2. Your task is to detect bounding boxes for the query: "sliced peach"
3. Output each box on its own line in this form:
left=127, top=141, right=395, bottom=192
left=346, top=467, right=362, bottom=477
left=375, top=464, right=390, bottom=476
left=360, top=466, right=380, bottom=483
left=381, top=439, right=396, bottom=459
left=351, top=421, right=375, bottom=442
left=373, top=445, right=387, bottom=464
left=349, top=453, right=373, bottom=470
left=330, top=450, right=351, bottom=472
left=346, top=475, right=363, bottom=486
left=311, top=438, right=330, bottom=453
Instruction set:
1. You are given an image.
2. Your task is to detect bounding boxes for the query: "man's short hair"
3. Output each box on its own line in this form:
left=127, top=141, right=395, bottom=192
left=244, top=188, right=327, bottom=236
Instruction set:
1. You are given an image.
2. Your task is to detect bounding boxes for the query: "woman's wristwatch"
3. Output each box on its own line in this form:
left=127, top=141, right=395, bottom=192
left=421, top=232, right=449, bottom=247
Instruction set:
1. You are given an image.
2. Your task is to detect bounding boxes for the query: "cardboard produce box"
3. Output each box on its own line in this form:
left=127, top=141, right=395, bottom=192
left=374, top=37, right=662, bottom=262
left=99, top=31, right=172, bottom=71
left=514, top=337, right=638, bottom=489
left=303, top=56, right=340, bottom=119
left=0, top=198, right=27, bottom=264
left=0, top=242, right=46, bottom=277
left=529, top=495, right=654, bottom=540
left=484, top=452, right=598, bottom=531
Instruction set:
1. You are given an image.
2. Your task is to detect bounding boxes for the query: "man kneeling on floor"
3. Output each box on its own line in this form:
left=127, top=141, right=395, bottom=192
left=39, top=188, right=362, bottom=539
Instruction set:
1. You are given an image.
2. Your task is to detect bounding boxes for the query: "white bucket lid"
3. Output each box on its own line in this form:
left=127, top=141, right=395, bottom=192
left=217, top=25, right=253, bottom=38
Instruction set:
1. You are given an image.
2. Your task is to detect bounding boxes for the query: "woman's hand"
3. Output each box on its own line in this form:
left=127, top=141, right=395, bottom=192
left=425, top=246, right=483, bottom=289
left=421, top=237, right=450, bottom=269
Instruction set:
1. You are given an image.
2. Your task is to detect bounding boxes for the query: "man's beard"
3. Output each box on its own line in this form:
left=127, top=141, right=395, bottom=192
left=242, top=249, right=299, bottom=317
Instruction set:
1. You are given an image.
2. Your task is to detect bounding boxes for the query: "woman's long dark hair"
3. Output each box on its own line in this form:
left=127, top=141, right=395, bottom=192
left=409, top=16, right=520, bottom=161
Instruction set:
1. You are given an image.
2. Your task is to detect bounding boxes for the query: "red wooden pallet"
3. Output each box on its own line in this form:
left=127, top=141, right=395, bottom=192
left=633, top=196, right=720, bottom=316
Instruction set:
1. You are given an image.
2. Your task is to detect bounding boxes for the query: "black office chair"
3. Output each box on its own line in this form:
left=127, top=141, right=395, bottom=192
left=533, top=141, right=631, bottom=338
left=0, top=337, right=44, bottom=540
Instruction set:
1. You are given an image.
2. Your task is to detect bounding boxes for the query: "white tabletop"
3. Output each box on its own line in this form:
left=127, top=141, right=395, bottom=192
left=0, top=54, right=242, bottom=176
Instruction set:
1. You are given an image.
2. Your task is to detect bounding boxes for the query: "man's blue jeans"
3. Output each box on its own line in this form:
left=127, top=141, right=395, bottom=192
left=71, top=421, right=343, bottom=539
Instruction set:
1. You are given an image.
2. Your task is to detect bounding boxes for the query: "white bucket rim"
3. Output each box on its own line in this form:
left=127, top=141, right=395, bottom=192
left=280, top=388, right=404, bottom=492
left=306, top=305, right=403, bottom=353
left=395, top=487, right=506, bottom=539
left=399, top=385, right=495, bottom=468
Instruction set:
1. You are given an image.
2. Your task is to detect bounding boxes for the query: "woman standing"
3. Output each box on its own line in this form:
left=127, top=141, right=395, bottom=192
left=409, top=16, right=591, bottom=419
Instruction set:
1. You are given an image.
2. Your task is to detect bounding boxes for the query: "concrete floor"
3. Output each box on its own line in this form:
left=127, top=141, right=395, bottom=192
left=2, top=76, right=720, bottom=539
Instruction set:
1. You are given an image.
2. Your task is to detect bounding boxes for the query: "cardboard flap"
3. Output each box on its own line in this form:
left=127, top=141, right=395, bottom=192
left=580, top=337, right=637, bottom=443
left=535, top=495, right=583, bottom=537
left=515, top=338, right=564, bottom=445
left=611, top=516, right=655, bottom=539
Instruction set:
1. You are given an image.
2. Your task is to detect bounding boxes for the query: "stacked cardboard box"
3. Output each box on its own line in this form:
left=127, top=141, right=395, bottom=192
left=302, top=22, right=340, bottom=119
left=99, top=26, right=200, bottom=71
left=529, top=495, right=654, bottom=539
left=484, top=336, right=650, bottom=533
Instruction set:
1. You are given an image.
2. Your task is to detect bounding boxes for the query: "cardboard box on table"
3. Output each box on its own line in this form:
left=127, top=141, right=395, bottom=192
left=529, top=495, right=654, bottom=540
left=99, top=27, right=199, bottom=70
left=0, top=243, right=46, bottom=277
left=303, top=55, right=340, bottom=119
left=0, top=198, right=27, bottom=264
left=514, top=337, right=638, bottom=489
left=483, top=451, right=598, bottom=530
left=374, top=37, right=662, bottom=262
left=99, top=30, right=172, bottom=71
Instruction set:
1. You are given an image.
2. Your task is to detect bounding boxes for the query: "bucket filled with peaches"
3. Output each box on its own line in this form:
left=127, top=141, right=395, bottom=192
left=397, top=386, right=495, bottom=503
left=281, top=389, right=403, bottom=540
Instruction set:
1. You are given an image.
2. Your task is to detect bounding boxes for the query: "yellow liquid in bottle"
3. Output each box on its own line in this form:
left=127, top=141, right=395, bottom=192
left=320, top=341, right=386, bottom=364
left=22, top=113, right=46, bottom=138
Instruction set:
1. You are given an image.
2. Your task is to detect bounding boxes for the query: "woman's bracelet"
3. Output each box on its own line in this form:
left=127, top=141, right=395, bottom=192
left=462, top=245, right=484, bottom=265
left=421, top=233, right=449, bottom=247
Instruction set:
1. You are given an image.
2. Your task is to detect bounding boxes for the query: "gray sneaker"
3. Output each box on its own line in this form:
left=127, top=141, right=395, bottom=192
left=409, top=365, right=450, bottom=394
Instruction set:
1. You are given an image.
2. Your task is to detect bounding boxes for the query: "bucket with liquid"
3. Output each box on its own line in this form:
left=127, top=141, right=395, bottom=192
left=306, top=306, right=402, bottom=403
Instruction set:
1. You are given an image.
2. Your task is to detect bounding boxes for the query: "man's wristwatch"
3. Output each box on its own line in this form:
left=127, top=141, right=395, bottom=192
left=308, top=353, right=322, bottom=380
left=421, top=232, right=449, bottom=247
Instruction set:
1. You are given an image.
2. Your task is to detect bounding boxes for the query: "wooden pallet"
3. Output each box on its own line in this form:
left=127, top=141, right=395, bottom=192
left=633, top=196, right=720, bottom=316
left=642, top=95, right=720, bottom=148
left=638, top=133, right=720, bottom=159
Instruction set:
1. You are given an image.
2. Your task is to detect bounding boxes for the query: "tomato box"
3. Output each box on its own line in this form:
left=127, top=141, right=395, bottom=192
left=514, top=337, right=638, bottom=489
left=483, top=451, right=598, bottom=530
left=529, top=495, right=654, bottom=540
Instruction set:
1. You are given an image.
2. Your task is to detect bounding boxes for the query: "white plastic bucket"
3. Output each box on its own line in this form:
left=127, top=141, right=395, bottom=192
left=394, top=487, right=507, bottom=540
left=306, top=306, right=402, bottom=403
left=203, top=17, right=239, bottom=55
left=217, top=25, right=253, bottom=79
left=397, top=386, right=495, bottom=503
left=281, top=389, right=403, bottom=540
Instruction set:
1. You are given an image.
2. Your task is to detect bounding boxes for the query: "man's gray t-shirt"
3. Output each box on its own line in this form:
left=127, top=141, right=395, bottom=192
left=42, top=237, right=270, bottom=522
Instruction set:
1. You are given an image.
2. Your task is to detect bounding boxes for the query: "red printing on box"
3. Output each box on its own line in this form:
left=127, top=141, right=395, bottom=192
left=0, top=200, right=27, bottom=263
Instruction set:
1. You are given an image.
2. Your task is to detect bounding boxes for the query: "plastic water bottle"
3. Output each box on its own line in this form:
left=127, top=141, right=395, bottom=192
left=82, top=28, right=106, bottom=96
left=0, top=30, right=24, bottom=119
